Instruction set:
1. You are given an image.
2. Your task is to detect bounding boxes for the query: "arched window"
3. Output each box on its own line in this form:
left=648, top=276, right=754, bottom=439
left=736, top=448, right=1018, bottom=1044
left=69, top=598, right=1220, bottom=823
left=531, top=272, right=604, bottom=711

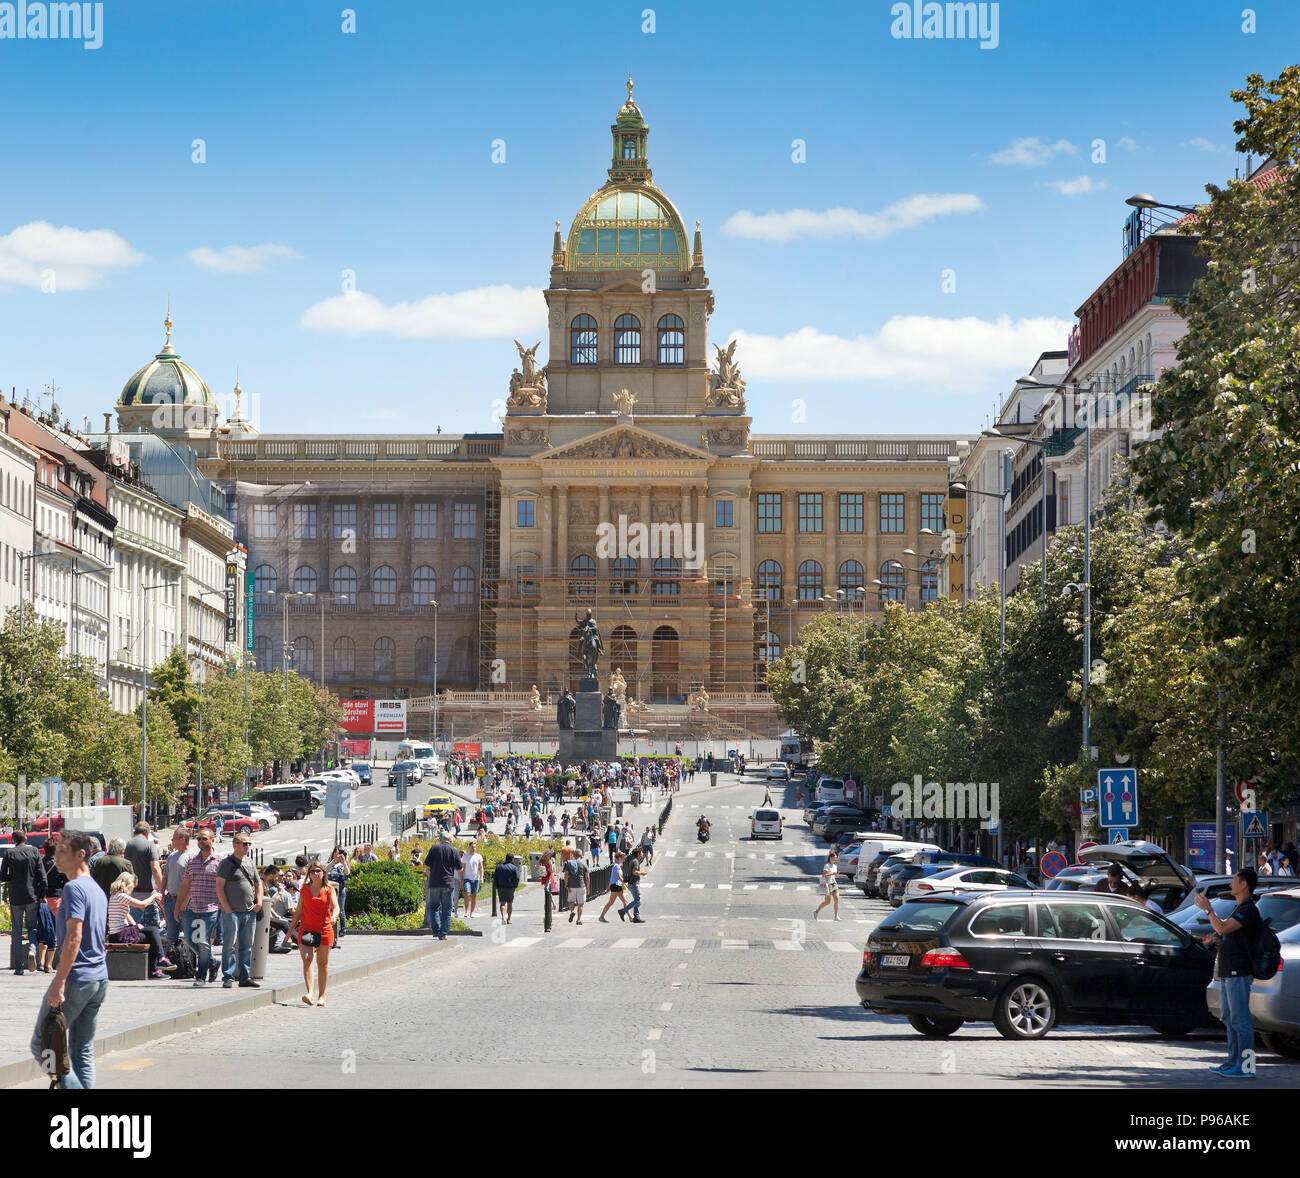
left=452, top=565, right=475, bottom=606
left=292, top=637, right=314, bottom=677
left=651, top=625, right=679, bottom=701
left=415, top=636, right=437, bottom=683
left=292, top=565, right=317, bottom=596
left=611, top=556, right=637, bottom=596
left=514, top=556, right=537, bottom=597
left=253, top=564, right=277, bottom=604
left=569, top=553, right=596, bottom=596
left=611, top=625, right=638, bottom=690
left=613, top=314, right=641, bottom=365
left=921, top=559, right=939, bottom=603
left=879, top=560, right=904, bottom=603
left=570, top=314, right=597, bottom=365
left=372, top=565, right=397, bottom=606
left=373, top=637, right=396, bottom=682
left=413, top=565, right=437, bottom=604
left=838, top=559, right=864, bottom=592
left=332, top=565, right=357, bottom=601
left=798, top=559, right=823, bottom=601
left=757, top=559, right=782, bottom=602
left=622, top=136, right=637, bottom=160
left=657, top=314, right=684, bottom=365
left=333, top=636, right=355, bottom=679
left=254, top=634, right=272, bottom=673
left=652, top=556, right=679, bottom=597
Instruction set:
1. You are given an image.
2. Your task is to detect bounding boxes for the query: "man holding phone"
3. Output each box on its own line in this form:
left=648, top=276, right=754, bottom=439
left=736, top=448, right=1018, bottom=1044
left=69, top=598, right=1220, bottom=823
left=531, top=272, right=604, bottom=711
left=1196, top=867, right=1261, bottom=1077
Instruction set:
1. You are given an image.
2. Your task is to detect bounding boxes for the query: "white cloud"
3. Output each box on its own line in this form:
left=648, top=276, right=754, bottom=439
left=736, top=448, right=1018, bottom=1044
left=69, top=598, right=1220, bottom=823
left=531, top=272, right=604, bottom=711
left=730, top=315, right=1073, bottom=385
left=188, top=243, right=300, bottom=275
left=988, top=137, right=1078, bottom=165
left=721, top=194, right=984, bottom=243
left=299, top=285, right=546, bottom=339
left=0, top=221, right=144, bottom=291
left=1117, top=136, right=1138, bottom=152
left=1046, top=175, right=1108, bottom=196
left=1186, top=137, right=1225, bottom=153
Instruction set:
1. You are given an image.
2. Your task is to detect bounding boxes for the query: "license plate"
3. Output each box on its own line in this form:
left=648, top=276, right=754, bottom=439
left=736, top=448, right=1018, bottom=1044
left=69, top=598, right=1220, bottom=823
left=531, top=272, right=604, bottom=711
left=882, top=954, right=910, bottom=968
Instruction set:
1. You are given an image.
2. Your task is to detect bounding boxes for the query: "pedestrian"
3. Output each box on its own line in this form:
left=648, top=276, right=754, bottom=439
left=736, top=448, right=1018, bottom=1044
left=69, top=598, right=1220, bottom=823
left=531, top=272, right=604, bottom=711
left=641, top=825, right=654, bottom=865
left=607, top=823, right=618, bottom=862
left=424, top=831, right=461, bottom=940
left=619, top=848, right=645, bottom=923
left=1257, top=852, right=1273, bottom=877
left=124, top=821, right=164, bottom=934
left=388, top=840, right=401, bottom=862
left=89, top=837, right=132, bottom=899
left=106, top=872, right=171, bottom=977
left=814, top=851, right=841, bottom=921
left=162, top=829, right=194, bottom=950
left=564, top=852, right=589, bottom=925
left=216, top=833, right=264, bottom=989
left=1, top=830, right=46, bottom=974
left=1197, top=867, right=1263, bottom=1076
left=173, top=827, right=223, bottom=986
left=29, top=832, right=107, bottom=1089
left=461, top=840, right=484, bottom=919
left=600, top=851, right=627, bottom=923
left=327, top=847, right=350, bottom=943
left=1279, top=855, right=1295, bottom=877
left=540, top=851, right=557, bottom=933
left=289, top=862, right=338, bottom=1006
left=493, top=853, right=521, bottom=924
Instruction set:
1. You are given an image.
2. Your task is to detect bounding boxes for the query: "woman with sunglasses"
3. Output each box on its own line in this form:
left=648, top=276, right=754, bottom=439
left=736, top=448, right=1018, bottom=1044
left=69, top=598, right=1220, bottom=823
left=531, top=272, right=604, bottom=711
left=288, top=862, right=339, bottom=1006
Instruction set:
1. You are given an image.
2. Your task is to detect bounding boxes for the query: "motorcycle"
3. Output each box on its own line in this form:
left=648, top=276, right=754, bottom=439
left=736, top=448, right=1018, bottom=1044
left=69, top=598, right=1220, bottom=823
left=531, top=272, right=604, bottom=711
left=697, top=824, right=710, bottom=844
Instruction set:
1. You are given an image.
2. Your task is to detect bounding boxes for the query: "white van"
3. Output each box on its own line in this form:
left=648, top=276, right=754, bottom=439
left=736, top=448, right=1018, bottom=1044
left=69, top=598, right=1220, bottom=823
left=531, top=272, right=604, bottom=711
left=396, top=742, right=438, bottom=773
left=814, top=776, right=846, bottom=805
left=853, top=839, right=943, bottom=891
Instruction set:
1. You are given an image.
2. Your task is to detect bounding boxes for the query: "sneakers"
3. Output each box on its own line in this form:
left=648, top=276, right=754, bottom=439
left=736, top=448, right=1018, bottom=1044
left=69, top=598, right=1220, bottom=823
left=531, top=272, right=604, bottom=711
left=631, top=917, right=646, bottom=923
left=1218, top=1066, right=1255, bottom=1078
left=222, top=979, right=235, bottom=989
left=150, top=969, right=168, bottom=979
left=193, top=977, right=208, bottom=988
left=207, top=965, right=219, bottom=984
left=813, top=909, right=820, bottom=921
left=238, top=980, right=260, bottom=988
left=569, top=910, right=576, bottom=923
left=618, top=908, right=627, bottom=922
left=599, top=916, right=609, bottom=923
left=834, top=916, right=842, bottom=922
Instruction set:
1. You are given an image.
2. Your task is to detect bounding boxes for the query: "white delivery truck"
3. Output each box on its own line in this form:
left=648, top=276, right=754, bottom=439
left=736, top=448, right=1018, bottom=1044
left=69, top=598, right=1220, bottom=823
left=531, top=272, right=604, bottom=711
left=41, top=804, right=136, bottom=845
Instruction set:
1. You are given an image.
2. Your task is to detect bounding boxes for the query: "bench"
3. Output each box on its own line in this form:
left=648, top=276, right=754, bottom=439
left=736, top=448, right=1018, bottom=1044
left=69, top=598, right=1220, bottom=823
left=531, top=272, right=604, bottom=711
left=106, top=942, right=150, bottom=981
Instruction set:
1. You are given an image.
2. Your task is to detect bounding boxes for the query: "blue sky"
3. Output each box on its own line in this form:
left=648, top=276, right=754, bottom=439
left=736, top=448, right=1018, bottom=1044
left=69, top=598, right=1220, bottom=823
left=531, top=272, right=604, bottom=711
left=0, top=0, right=1295, bottom=437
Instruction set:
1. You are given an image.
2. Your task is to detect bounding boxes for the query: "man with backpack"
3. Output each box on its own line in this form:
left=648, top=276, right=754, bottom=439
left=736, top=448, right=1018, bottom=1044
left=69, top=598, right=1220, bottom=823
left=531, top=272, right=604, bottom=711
left=564, top=853, right=589, bottom=925
left=1196, top=866, right=1270, bottom=1077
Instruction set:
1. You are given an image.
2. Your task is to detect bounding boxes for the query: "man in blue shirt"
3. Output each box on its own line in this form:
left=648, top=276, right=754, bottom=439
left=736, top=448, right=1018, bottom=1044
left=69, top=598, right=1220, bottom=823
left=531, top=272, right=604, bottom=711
left=29, top=831, right=108, bottom=1089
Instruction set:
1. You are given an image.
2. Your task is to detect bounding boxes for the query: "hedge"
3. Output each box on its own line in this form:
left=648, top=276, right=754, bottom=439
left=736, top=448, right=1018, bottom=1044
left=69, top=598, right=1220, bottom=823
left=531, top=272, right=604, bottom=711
left=344, top=860, right=424, bottom=916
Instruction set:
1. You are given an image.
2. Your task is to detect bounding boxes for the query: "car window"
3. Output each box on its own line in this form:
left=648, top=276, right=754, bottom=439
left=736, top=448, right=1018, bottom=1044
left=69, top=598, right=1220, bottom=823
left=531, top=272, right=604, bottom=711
left=969, top=903, right=1029, bottom=937
left=1038, top=902, right=1110, bottom=941
left=1109, top=905, right=1184, bottom=945
left=879, top=900, right=964, bottom=933
left=1258, top=895, right=1300, bottom=931
left=965, top=870, right=1000, bottom=885
left=755, top=811, right=780, bottom=821
left=1001, top=873, right=1032, bottom=889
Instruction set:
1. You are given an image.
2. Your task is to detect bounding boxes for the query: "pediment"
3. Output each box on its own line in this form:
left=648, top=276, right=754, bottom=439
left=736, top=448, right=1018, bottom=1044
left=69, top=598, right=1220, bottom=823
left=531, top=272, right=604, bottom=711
left=594, top=276, right=649, bottom=295
left=542, top=423, right=709, bottom=463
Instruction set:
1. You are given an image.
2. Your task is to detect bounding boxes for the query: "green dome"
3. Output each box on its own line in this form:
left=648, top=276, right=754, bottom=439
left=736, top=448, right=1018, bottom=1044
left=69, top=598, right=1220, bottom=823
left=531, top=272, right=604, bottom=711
left=565, top=182, right=690, bottom=272
left=118, top=312, right=214, bottom=408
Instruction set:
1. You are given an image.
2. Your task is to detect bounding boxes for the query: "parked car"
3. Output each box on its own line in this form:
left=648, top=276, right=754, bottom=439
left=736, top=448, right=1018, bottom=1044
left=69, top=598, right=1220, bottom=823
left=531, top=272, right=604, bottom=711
left=1206, top=921, right=1300, bottom=1059
left=832, top=829, right=874, bottom=851
left=390, top=760, right=425, bottom=786
left=860, top=851, right=916, bottom=897
left=766, top=762, right=790, bottom=782
left=855, top=841, right=942, bottom=893
left=1173, top=886, right=1300, bottom=943
left=249, top=784, right=317, bottom=821
left=888, top=855, right=1000, bottom=905
left=814, top=776, right=846, bottom=805
left=857, top=891, right=1216, bottom=1040
left=184, top=810, right=259, bottom=836
left=207, top=802, right=279, bottom=830
left=1164, top=872, right=1297, bottom=917
left=906, top=865, right=1035, bottom=899
left=1077, top=840, right=1197, bottom=915
left=1043, top=864, right=1112, bottom=891
left=803, top=801, right=832, bottom=826
left=750, top=808, right=783, bottom=840
left=319, top=768, right=361, bottom=787
left=813, top=807, right=872, bottom=839
left=351, top=762, right=373, bottom=785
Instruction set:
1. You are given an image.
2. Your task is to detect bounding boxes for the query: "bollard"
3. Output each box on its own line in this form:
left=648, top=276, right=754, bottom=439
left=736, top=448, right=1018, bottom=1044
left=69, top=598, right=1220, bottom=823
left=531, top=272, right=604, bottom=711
left=491, top=881, right=498, bottom=917
left=251, top=895, right=273, bottom=979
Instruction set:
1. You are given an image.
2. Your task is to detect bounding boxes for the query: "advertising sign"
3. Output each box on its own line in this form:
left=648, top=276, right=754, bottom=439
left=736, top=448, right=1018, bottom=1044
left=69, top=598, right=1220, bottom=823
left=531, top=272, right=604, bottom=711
left=454, top=742, right=482, bottom=758
left=1186, top=821, right=1237, bottom=867
left=340, top=739, right=370, bottom=758
left=244, top=570, right=255, bottom=654
left=341, top=700, right=374, bottom=734
left=374, top=699, right=406, bottom=733
left=224, top=561, right=239, bottom=643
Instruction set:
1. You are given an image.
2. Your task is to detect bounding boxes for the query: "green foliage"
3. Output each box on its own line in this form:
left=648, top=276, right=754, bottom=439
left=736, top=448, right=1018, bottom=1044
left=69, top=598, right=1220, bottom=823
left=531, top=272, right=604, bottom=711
left=344, top=860, right=424, bottom=915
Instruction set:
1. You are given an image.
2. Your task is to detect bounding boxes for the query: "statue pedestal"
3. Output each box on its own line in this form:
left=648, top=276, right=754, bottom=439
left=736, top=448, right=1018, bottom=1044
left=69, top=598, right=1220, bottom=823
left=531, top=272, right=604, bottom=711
left=559, top=688, right=618, bottom=766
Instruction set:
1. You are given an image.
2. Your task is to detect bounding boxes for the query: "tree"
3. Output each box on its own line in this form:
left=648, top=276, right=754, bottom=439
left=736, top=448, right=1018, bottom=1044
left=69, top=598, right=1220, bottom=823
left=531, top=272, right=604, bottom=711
left=1131, top=66, right=1300, bottom=787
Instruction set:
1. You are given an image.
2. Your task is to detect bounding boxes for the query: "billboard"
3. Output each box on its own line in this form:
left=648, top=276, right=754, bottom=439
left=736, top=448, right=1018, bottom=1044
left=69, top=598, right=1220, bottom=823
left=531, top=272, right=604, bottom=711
left=244, top=570, right=255, bottom=654
left=1186, top=821, right=1237, bottom=868
left=341, top=700, right=374, bottom=734
left=375, top=699, right=406, bottom=732
left=224, top=561, right=239, bottom=643
left=454, top=742, right=482, bottom=759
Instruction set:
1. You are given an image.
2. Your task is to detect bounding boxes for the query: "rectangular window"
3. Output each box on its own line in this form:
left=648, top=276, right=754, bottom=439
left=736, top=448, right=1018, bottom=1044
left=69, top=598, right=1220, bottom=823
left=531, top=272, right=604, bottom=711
left=516, top=499, right=535, bottom=528
left=252, top=504, right=276, bottom=539
left=333, top=503, right=356, bottom=539
left=453, top=502, right=478, bottom=539
left=292, top=504, right=317, bottom=539
left=373, top=502, right=397, bottom=539
left=880, top=493, right=904, bottom=534
left=839, top=493, right=863, bottom=534
left=921, top=493, right=945, bottom=534
left=713, top=563, right=735, bottom=598
left=714, top=499, right=733, bottom=528
left=798, top=493, right=822, bottom=533
left=757, top=493, right=782, bottom=534
left=414, top=503, right=438, bottom=539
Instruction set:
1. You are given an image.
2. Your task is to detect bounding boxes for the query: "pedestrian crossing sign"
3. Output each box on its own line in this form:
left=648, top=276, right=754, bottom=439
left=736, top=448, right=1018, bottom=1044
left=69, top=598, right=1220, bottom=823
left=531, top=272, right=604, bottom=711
left=1244, top=812, right=1267, bottom=838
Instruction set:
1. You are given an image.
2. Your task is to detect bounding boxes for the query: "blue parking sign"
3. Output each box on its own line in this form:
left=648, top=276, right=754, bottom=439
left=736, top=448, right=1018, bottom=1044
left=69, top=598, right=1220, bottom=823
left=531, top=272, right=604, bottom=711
left=1098, top=768, right=1138, bottom=828
left=1080, top=786, right=1098, bottom=807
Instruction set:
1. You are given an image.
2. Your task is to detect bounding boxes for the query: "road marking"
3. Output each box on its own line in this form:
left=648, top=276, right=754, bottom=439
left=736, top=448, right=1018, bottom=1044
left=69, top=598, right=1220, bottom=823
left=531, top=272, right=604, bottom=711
left=665, top=851, right=678, bottom=858
left=689, top=883, right=704, bottom=889
left=768, top=884, right=784, bottom=890
left=660, top=1002, right=673, bottom=1012
left=725, top=852, right=735, bottom=859
left=826, top=942, right=858, bottom=952
left=501, top=937, right=541, bottom=948
left=686, top=851, right=698, bottom=858
left=796, top=885, right=812, bottom=891
left=773, top=940, right=804, bottom=951
left=717, top=883, right=732, bottom=889
left=743, top=884, right=759, bottom=891
left=765, top=854, right=776, bottom=861
left=612, top=938, right=644, bottom=949
left=667, top=939, right=696, bottom=951
left=722, top=939, right=747, bottom=950
left=559, top=938, right=593, bottom=949
left=646, top=1028, right=663, bottom=1040
left=664, top=882, right=680, bottom=889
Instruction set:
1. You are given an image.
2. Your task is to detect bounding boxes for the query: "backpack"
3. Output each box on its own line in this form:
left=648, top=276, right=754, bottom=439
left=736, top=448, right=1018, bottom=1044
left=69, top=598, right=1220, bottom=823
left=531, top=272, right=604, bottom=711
left=563, top=858, right=585, bottom=887
left=1253, top=918, right=1282, bottom=981
left=169, top=937, right=197, bottom=980
left=39, top=1006, right=70, bottom=1089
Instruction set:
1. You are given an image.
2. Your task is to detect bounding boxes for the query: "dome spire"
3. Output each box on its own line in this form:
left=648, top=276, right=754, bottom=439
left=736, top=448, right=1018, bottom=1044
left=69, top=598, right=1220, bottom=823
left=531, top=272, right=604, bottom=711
left=609, top=77, right=650, bottom=182
left=158, top=299, right=178, bottom=357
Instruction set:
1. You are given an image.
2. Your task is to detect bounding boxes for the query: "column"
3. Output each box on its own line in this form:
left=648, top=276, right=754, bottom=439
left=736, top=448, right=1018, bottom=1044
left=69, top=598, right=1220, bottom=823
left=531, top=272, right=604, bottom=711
left=540, top=485, right=553, bottom=576
left=738, top=487, right=753, bottom=584
left=639, top=485, right=652, bottom=584
left=556, top=485, right=569, bottom=583
left=783, top=489, right=796, bottom=606
left=598, top=485, right=611, bottom=580
left=823, top=489, right=837, bottom=597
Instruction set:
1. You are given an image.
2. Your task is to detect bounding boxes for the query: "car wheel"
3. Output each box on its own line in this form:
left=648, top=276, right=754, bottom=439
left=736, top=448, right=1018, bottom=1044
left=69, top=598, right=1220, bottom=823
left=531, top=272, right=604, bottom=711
left=907, top=1014, right=964, bottom=1038
left=259, top=819, right=270, bottom=831
left=294, top=808, right=307, bottom=821
left=1263, top=1032, right=1300, bottom=1059
left=1150, top=1022, right=1196, bottom=1039
left=993, top=977, right=1056, bottom=1040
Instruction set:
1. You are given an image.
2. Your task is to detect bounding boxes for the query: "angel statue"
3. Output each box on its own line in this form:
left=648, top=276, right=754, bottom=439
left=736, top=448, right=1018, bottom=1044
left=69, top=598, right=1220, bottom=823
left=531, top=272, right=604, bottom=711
left=514, top=340, right=545, bottom=387
left=707, top=340, right=746, bottom=408
left=612, top=388, right=637, bottom=417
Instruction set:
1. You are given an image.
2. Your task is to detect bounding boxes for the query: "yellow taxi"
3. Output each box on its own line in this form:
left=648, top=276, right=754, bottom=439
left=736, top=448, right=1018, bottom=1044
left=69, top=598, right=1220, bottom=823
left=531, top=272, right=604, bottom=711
left=422, top=793, right=458, bottom=820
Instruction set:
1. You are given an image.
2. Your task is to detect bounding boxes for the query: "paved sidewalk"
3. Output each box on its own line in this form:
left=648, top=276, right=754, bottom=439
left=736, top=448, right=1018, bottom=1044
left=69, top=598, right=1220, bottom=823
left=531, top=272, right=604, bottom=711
left=0, top=932, right=450, bottom=1087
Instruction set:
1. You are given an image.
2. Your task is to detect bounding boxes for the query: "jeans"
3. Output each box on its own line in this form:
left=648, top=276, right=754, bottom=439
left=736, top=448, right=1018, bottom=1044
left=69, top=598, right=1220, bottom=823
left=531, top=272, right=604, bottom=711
left=334, top=885, right=347, bottom=937
left=623, top=882, right=642, bottom=918
left=185, top=909, right=220, bottom=978
left=10, top=902, right=38, bottom=969
left=221, top=910, right=258, bottom=982
left=30, top=977, right=107, bottom=1089
left=427, top=886, right=453, bottom=937
left=163, top=895, right=182, bottom=946
left=1220, top=974, right=1255, bottom=1070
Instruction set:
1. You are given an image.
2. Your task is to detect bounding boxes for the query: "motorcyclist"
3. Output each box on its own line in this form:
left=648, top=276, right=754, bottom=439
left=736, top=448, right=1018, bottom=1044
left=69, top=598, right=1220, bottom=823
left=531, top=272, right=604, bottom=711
left=696, top=815, right=710, bottom=841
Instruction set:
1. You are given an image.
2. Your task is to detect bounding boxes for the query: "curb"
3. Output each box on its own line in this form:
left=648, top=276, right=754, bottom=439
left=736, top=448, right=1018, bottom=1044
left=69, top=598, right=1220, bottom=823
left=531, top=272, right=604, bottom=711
left=0, top=938, right=449, bottom=1089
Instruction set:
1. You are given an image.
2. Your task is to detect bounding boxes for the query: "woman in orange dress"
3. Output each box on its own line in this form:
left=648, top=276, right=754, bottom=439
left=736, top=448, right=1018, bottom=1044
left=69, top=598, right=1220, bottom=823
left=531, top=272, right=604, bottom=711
left=288, top=863, right=338, bottom=1006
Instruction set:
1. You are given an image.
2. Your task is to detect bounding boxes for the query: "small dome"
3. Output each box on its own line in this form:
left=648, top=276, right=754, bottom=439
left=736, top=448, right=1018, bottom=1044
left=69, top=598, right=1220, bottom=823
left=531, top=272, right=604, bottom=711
left=118, top=311, right=214, bottom=408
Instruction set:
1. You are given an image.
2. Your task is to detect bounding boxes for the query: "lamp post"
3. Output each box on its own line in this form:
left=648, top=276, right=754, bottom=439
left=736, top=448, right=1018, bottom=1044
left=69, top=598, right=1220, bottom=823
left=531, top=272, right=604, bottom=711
left=983, top=427, right=1050, bottom=610
left=16, top=538, right=59, bottom=634
left=1124, top=193, right=1199, bottom=215
left=949, top=482, right=1009, bottom=652
left=193, top=588, right=225, bottom=808
left=139, top=579, right=177, bottom=823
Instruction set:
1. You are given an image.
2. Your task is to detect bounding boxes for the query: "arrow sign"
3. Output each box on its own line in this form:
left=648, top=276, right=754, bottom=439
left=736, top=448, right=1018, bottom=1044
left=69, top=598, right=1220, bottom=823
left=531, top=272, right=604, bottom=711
left=1099, top=768, right=1138, bottom=828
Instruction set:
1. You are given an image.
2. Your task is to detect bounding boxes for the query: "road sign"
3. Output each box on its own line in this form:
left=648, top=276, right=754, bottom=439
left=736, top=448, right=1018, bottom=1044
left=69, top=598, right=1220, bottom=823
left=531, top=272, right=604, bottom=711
left=881, top=803, right=892, bottom=818
left=325, top=781, right=353, bottom=821
left=1236, top=780, right=1258, bottom=813
left=1244, top=812, right=1267, bottom=838
left=1041, top=851, right=1068, bottom=878
left=1098, top=768, right=1138, bottom=828
left=389, top=810, right=406, bottom=834
left=1077, top=841, right=1098, bottom=863
left=1080, top=786, right=1098, bottom=807
left=1108, top=828, right=1129, bottom=844
left=394, top=773, right=409, bottom=803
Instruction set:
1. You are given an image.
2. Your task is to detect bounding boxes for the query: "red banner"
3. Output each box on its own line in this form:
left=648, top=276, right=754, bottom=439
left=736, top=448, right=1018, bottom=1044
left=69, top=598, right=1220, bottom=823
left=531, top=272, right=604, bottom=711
left=341, top=700, right=374, bottom=734
left=341, top=739, right=370, bottom=757
left=453, top=742, right=481, bottom=759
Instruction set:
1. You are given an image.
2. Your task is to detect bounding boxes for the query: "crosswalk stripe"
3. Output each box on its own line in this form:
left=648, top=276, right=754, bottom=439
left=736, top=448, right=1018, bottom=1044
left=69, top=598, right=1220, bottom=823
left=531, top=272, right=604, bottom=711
left=664, top=883, right=680, bottom=889
left=717, top=883, right=732, bottom=889
left=773, top=940, right=804, bottom=951
left=667, top=939, right=696, bottom=951
left=826, top=942, right=858, bottom=952
left=768, top=884, right=784, bottom=890
left=559, top=938, right=593, bottom=949
left=686, top=851, right=698, bottom=858
left=612, top=938, right=644, bottom=949
left=501, top=937, right=541, bottom=948
left=796, top=885, right=812, bottom=891
left=743, top=884, right=759, bottom=890
left=689, top=883, right=704, bottom=889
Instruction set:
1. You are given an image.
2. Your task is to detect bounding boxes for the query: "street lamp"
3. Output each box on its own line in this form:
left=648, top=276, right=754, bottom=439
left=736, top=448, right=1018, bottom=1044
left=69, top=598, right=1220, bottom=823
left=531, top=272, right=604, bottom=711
left=983, top=426, right=1050, bottom=610
left=1124, top=193, right=1199, bottom=215
left=16, top=537, right=59, bottom=634
left=193, top=588, right=226, bottom=809
left=138, top=579, right=178, bottom=823
left=949, top=482, right=1009, bottom=652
